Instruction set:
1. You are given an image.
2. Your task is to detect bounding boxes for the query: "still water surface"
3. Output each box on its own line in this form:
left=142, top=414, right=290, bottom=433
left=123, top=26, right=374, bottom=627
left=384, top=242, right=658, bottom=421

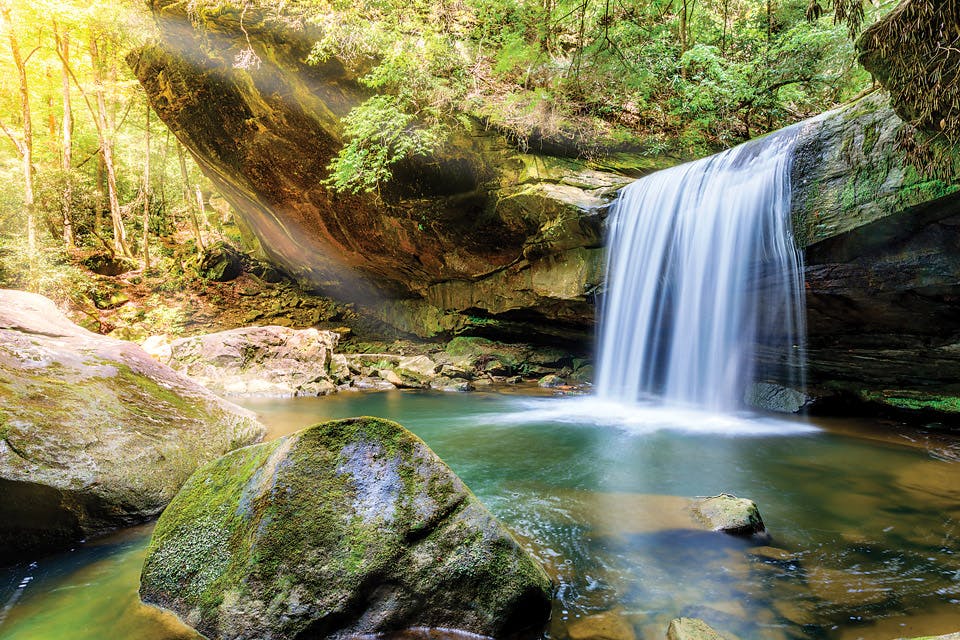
left=2, top=390, right=960, bottom=639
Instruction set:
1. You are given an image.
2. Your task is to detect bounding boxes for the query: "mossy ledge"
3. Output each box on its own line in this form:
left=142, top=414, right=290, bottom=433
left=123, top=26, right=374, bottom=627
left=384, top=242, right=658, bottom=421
left=140, top=416, right=553, bottom=640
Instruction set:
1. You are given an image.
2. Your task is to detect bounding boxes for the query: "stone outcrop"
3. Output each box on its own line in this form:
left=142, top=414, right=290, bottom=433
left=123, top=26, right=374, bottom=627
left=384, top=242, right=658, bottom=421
left=140, top=417, right=553, bottom=639
left=689, top=494, right=766, bottom=538
left=0, top=290, right=265, bottom=563
left=130, top=0, right=664, bottom=339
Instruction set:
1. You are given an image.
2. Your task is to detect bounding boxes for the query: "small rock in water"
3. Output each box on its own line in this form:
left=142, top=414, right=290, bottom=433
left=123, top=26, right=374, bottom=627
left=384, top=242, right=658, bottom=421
left=690, top=494, right=766, bottom=537
left=666, top=617, right=734, bottom=640
left=538, top=374, right=566, bottom=388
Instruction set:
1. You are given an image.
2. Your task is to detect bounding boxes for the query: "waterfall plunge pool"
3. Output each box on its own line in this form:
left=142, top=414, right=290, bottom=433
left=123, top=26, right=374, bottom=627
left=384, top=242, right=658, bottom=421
left=2, top=390, right=960, bottom=640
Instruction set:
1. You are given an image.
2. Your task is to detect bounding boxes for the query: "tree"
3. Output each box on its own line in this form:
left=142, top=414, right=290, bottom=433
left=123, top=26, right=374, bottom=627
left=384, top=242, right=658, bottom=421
left=0, top=0, right=36, bottom=263
left=88, top=32, right=130, bottom=258
left=54, top=20, right=74, bottom=246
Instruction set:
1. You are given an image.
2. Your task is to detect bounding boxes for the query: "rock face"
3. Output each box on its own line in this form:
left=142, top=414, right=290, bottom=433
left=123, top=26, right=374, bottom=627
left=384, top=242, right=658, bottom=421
left=140, top=417, right=553, bottom=639
left=0, top=290, right=265, bottom=563
left=130, top=0, right=666, bottom=340
left=154, top=325, right=340, bottom=397
left=787, top=82, right=960, bottom=414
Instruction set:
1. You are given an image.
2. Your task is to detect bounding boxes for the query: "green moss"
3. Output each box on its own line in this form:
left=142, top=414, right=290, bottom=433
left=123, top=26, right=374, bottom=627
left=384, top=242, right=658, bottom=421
left=858, top=390, right=960, bottom=414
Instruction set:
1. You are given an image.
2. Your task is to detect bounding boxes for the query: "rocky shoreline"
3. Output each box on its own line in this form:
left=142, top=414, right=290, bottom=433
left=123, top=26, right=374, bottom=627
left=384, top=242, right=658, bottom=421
left=143, top=326, right=594, bottom=398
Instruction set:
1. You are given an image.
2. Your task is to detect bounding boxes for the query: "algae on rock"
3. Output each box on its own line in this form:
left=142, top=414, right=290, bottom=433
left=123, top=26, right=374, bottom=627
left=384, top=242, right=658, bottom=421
left=140, top=416, right=553, bottom=639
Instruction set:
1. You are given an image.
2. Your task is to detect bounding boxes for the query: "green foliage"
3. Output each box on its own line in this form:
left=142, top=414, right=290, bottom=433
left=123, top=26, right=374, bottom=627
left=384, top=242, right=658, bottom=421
left=297, top=0, right=892, bottom=182
left=324, top=95, right=446, bottom=194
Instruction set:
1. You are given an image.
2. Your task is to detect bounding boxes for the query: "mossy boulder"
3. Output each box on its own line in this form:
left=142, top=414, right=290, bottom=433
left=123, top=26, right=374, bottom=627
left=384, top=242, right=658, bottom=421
left=0, top=290, right=265, bottom=564
left=140, top=416, right=553, bottom=639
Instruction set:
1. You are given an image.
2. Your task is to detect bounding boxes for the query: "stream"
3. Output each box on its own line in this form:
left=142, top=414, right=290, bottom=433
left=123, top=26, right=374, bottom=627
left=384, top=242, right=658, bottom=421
left=2, top=389, right=960, bottom=639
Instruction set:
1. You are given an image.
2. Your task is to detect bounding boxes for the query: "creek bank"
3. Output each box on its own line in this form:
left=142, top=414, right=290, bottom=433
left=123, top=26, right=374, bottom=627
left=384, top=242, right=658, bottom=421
left=0, top=290, right=265, bottom=564
left=140, top=416, right=553, bottom=639
left=145, top=328, right=593, bottom=396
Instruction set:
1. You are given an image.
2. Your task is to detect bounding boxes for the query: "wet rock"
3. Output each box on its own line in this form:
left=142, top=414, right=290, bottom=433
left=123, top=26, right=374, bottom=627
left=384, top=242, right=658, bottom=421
left=745, top=546, right=801, bottom=565
left=160, top=326, right=340, bottom=397
left=0, top=290, right=264, bottom=563
left=429, top=377, right=474, bottom=393
left=140, top=417, right=553, bottom=639
left=690, top=494, right=766, bottom=537
left=538, top=374, right=566, bottom=388
left=744, top=383, right=810, bottom=414
left=666, top=617, right=732, bottom=640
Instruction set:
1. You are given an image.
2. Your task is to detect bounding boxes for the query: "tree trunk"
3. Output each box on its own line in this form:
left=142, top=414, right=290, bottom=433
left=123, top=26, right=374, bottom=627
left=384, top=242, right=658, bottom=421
left=55, top=23, right=74, bottom=247
left=177, top=142, right=205, bottom=253
left=680, top=0, right=689, bottom=54
left=142, top=101, right=151, bottom=270
left=89, top=36, right=130, bottom=258
left=0, top=2, right=36, bottom=263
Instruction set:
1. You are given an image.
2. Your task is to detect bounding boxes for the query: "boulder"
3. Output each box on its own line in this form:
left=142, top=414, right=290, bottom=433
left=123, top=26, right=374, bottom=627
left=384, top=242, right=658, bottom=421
left=690, top=494, right=766, bottom=537
left=0, top=290, right=265, bottom=563
left=159, top=325, right=340, bottom=397
left=140, top=417, right=553, bottom=639
left=197, top=241, right=244, bottom=282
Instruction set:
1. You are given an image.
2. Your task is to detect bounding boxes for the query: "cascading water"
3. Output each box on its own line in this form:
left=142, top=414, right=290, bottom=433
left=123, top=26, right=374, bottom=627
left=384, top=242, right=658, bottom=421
left=595, top=127, right=806, bottom=412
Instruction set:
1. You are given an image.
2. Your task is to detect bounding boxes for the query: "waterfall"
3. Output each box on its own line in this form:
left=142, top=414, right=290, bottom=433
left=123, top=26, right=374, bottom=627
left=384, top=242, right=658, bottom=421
left=595, top=127, right=806, bottom=412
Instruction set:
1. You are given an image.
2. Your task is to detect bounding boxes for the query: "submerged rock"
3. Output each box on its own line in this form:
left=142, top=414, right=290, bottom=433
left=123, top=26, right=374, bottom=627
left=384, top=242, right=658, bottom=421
left=158, top=325, right=340, bottom=397
left=140, top=416, right=553, bottom=639
left=690, top=495, right=766, bottom=537
left=0, top=290, right=265, bottom=563
left=666, top=617, right=732, bottom=640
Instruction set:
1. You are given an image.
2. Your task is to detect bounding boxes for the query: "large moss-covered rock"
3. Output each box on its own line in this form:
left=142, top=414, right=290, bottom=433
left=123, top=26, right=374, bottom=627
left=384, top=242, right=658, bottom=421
left=129, top=0, right=665, bottom=339
left=140, top=416, right=553, bottom=639
left=0, top=290, right=265, bottom=564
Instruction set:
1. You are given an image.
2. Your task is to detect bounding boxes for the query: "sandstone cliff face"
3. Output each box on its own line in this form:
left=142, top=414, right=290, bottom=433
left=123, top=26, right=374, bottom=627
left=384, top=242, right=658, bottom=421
left=132, top=0, right=664, bottom=340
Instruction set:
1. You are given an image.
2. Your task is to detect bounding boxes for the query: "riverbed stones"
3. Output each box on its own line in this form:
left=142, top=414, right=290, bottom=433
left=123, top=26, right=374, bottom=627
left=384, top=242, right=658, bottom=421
left=140, top=417, right=553, bottom=639
left=0, top=289, right=265, bottom=563
left=690, top=494, right=766, bottom=537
